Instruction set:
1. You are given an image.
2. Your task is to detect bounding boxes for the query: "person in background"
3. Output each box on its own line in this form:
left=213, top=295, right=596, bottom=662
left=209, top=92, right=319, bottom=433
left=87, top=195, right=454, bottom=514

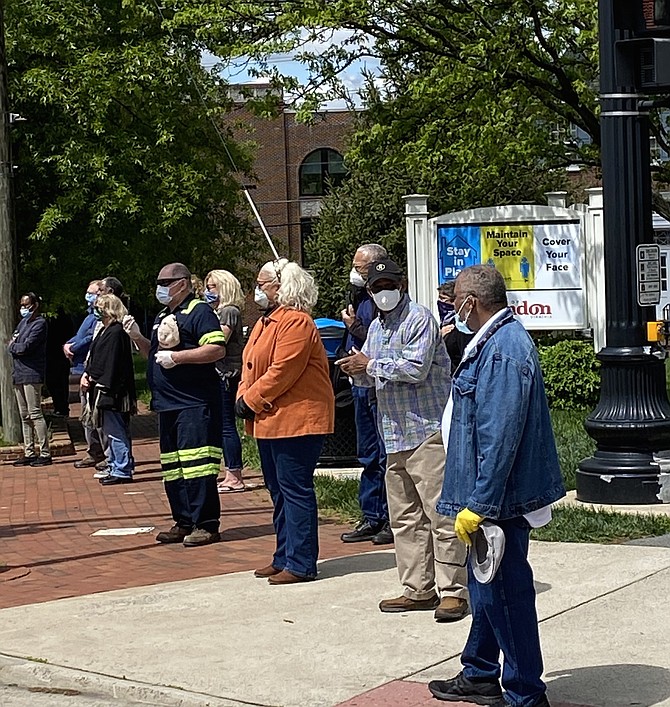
left=438, top=280, right=473, bottom=374
left=204, top=269, right=246, bottom=493
left=336, top=258, right=468, bottom=622
left=237, top=259, right=334, bottom=584
left=101, top=276, right=125, bottom=301
left=191, top=275, right=205, bottom=300
left=429, top=265, right=565, bottom=707
left=339, top=243, right=392, bottom=546
left=85, top=276, right=127, bottom=478
left=67, top=280, right=106, bottom=469
left=8, top=292, right=52, bottom=467
left=126, top=262, right=226, bottom=547
left=45, top=307, right=74, bottom=417
left=83, top=294, right=136, bottom=485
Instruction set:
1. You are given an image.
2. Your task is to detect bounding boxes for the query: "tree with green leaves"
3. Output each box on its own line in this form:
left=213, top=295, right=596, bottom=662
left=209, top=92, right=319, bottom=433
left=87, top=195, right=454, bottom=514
left=7, top=0, right=260, bottom=310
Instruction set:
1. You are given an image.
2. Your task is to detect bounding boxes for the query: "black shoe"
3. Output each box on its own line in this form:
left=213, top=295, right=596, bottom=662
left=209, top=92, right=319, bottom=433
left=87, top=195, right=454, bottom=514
left=100, top=475, right=133, bottom=485
left=12, top=456, right=36, bottom=467
left=340, top=520, right=382, bottom=543
left=428, top=671, right=505, bottom=705
left=156, top=525, right=191, bottom=544
left=30, top=456, right=53, bottom=467
left=371, top=521, right=394, bottom=545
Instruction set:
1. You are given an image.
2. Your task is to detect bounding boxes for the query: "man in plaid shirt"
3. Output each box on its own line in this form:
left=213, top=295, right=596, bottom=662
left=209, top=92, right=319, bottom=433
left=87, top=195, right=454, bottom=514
left=337, top=258, right=468, bottom=621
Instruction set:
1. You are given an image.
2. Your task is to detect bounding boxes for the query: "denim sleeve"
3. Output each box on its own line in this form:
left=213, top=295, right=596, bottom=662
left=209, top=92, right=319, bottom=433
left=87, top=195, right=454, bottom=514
left=69, top=316, right=95, bottom=354
left=467, top=354, right=532, bottom=518
left=366, top=312, right=439, bottom=384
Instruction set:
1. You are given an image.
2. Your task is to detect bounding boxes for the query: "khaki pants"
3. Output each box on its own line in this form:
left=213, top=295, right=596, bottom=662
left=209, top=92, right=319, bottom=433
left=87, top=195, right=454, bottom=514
left=386, top=430, right=467, bottom=601
left=14, top=383, right=50, bottom=458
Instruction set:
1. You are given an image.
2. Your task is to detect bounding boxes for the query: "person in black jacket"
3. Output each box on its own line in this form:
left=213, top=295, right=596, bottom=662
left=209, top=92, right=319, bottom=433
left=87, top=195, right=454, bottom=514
left=83, top=294, right=136, bottom=485
left=7, top=292, right=52, bottom=466
left=438, top=281, right=474, bottom=374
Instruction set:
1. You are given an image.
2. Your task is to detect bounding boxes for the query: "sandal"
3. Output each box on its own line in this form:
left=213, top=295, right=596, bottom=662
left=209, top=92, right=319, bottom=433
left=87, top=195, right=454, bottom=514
left=217, top=482, right=246, bottom=493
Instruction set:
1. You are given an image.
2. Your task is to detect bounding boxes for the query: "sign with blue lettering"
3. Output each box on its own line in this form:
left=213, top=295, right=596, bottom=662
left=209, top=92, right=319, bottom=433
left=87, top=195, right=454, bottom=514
left=437, top=225, right=480, bottom=281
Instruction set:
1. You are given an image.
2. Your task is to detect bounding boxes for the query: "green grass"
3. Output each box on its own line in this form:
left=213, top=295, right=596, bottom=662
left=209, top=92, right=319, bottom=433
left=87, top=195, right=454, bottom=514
left=550, top=408, right=595, bottom=491
left=532, top=505, right=670, bottom=543
left=315, top=476, right=362, bottom=523
left=133, top=354, right=152, bottom=407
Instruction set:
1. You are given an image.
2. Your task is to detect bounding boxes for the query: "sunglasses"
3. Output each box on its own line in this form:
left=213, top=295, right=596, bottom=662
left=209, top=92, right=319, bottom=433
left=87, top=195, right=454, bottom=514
left=156, top=277, right=185, bottom=287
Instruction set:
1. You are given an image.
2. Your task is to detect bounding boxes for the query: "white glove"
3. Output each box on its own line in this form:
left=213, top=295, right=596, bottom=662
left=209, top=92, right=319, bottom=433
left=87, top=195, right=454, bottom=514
left=155, top=350, right=177, bottom=369
left=122, top=315, right=142, bottom=341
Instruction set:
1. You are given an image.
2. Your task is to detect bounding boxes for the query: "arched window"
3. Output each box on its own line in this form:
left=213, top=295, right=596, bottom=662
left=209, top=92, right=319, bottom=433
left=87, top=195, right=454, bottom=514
left=299, top=148, right=346, bottom=197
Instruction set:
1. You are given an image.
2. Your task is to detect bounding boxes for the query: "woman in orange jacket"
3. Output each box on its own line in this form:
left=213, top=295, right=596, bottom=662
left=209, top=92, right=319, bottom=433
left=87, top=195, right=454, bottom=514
left=236, top=258, right=335, bottom=584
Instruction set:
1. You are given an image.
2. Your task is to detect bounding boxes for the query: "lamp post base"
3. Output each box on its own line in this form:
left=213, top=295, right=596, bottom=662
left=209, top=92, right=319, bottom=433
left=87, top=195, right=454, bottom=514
left=577, top=451, right=661, bottom=504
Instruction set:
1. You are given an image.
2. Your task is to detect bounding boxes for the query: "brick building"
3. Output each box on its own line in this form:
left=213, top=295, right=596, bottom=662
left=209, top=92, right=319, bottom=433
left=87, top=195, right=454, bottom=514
left=224, top=84, right=358, bottom=264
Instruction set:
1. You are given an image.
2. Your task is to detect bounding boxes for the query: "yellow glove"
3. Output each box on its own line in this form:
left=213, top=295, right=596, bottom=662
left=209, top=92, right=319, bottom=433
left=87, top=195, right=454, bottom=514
left=454, top=508, right=485, bottom=545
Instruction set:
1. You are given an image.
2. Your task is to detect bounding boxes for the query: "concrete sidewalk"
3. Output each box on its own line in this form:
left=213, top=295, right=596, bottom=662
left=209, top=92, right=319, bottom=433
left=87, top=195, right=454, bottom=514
left=1, top=541, right=669, bottom=707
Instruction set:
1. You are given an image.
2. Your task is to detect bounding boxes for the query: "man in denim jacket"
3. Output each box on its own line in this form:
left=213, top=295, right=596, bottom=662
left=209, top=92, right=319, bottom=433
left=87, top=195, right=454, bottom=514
left=430, top=265, right=565, bottom=707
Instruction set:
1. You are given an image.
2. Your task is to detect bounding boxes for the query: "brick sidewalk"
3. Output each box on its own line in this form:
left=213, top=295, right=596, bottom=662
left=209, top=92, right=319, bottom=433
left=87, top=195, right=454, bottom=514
left=0, top=410, right=375, bottom=609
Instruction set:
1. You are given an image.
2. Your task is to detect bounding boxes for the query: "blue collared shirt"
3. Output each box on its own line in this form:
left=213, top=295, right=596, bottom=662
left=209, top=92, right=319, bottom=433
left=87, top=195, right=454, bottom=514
left=362, top=294, right=451, bottom=453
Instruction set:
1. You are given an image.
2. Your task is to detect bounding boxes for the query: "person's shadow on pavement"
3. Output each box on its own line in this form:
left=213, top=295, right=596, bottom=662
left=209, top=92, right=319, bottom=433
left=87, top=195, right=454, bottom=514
left=545, top=663, right=670, bottom=706
left=317, top=550, right=397, bottom=579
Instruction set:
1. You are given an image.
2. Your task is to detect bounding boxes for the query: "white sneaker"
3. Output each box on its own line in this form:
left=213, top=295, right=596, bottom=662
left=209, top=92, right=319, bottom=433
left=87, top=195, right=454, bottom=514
left=93, top=469, right=110, bottom=479
left=470, top=521, right=505, bottom=584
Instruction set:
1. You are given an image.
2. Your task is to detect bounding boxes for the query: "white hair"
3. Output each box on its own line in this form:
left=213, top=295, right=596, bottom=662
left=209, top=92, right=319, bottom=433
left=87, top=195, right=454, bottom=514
left=259, top=259, right=318, bottom=313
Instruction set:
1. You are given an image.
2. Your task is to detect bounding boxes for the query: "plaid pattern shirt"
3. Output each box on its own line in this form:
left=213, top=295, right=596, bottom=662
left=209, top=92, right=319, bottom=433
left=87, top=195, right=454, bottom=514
left=362, top=295, right=451, bottom=453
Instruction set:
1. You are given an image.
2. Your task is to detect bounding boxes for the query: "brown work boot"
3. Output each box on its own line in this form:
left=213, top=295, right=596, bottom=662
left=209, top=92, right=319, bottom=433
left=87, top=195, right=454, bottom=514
left=267, top=570, right=315, bottom=585
left=183, top=528, right=221, bottom=547
left=156, top=525, right=190, bottom=544
left=254, top=564, right=282, bottom=578
left=434, top=597, right=469, bottom=622
left=379, top=595, right=439, bottom=613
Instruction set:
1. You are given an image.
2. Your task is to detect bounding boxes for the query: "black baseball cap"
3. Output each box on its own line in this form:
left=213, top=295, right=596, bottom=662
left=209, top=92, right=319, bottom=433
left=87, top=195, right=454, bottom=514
left=367, top=258, right=403, bottom=286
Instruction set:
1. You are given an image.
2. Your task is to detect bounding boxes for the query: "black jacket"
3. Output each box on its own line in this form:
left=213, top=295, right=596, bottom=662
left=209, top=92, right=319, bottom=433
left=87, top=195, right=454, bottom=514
left=87, top=322, right=136, bottom=411
left=8, top=315, right=48, bottom=385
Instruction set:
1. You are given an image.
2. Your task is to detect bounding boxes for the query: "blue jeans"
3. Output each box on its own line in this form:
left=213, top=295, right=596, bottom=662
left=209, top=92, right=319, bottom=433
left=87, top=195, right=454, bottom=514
left=101, top=410, right=134, bottom=479
left=461, top=517, right=546, bottom=707
left=257, top=435, right=325, bottom=578
left=220, top=376, right=243, bottom=471
left=352, top=385, right=388, bottom=524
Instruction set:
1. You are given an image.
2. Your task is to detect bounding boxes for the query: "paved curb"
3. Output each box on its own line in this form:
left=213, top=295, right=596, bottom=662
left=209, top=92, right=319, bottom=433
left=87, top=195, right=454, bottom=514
left=0, top=654, right=265, bottom=707
left=0, top=416, right=75, bottom=462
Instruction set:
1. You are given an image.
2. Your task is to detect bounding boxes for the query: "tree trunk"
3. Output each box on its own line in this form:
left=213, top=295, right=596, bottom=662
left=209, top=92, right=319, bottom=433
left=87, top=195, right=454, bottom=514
left=0, top=0, right=20, bottom=443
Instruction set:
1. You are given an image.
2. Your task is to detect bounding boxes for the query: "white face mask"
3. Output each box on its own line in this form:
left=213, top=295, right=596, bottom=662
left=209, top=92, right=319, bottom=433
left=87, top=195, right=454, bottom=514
left=155, top=285, right=173, bottom=306
left=372, top=289, right=402, bottom=312
left=349, top=268, right=366, bottom=288
left=254, top=286, right=270, bottom=310
left=454, top=297, right=475, bottom=334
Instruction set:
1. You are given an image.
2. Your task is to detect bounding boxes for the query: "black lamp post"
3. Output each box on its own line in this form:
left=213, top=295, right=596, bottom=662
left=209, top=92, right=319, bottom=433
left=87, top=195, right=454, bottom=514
left=576, top=0, right=670, bottom=504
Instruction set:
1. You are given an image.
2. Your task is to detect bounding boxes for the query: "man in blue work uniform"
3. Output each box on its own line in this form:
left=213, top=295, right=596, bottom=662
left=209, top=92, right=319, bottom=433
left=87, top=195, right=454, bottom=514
left=127, top=262, right=226, bottom=546
left=339, top=243, right=392, bottom=546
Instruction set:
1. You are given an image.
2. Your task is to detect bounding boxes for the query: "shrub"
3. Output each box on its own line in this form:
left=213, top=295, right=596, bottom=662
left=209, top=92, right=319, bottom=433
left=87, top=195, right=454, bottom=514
left=538, top=339, right=600, bottom=410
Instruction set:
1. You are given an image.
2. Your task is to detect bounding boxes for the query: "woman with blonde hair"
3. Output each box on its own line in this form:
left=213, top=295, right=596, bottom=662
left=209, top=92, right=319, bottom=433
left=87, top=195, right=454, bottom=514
left=204, top=269, right=246, bottom=492
left=83, top=294, right=136, bottom=485
left=236, top=259, right=334, bottom=584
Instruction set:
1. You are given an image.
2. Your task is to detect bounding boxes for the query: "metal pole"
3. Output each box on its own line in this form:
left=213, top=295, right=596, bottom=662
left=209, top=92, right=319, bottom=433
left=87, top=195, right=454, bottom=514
left=0, top=0, right=19, bottom=443
left=577, top=0, right=670, bottom=503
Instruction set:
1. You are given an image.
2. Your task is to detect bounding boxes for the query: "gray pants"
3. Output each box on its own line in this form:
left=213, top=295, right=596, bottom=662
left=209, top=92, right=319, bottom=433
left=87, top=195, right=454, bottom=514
left=14, top=383, right=50, bottom=458
left=386, top=430, right=468, bottom=601
left=80, top=389, right=106, bottom=461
